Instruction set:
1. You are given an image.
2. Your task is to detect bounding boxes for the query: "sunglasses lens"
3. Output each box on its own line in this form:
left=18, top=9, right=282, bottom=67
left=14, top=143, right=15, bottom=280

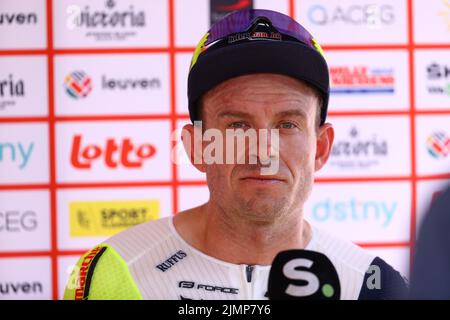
left=205, top=9, right=314, bottom=49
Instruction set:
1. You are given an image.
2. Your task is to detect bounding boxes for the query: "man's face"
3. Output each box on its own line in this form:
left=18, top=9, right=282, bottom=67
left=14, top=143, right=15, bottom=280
left=184, top=73, right=334, bottom=224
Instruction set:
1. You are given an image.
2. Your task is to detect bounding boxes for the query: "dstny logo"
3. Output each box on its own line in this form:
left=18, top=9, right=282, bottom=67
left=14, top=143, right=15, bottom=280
left=70, top=135, right=157, bottom=169
left=311, top=197, right=397, bottom=228
left=0, top=142, right=34, bottom=169
left=0, top=74, right=25, bottom=110
left=70, top=199, right=160, bottom=237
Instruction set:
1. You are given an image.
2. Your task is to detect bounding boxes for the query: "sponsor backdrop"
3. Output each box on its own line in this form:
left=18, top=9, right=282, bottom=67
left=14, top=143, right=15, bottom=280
left=0, top=0, right=449, bottom=300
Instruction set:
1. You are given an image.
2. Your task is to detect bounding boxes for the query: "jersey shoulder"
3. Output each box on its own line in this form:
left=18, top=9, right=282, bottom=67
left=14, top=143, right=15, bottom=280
left=309, top=224, right=376, bottom=276
left=64, top=217, right=175, bottom=300
left=103, top=216, right=176, bottom=263
left=308, top=224, right=408, bottom=300
left=358, top=256, right=409, bottom=300
left=63, top=244, right=142, bottom=300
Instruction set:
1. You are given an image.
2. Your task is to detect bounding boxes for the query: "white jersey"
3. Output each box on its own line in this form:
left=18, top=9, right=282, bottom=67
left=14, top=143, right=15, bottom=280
left=64, top=216, right=408, bottom=300
left=103, top=216, right=379, bottom=300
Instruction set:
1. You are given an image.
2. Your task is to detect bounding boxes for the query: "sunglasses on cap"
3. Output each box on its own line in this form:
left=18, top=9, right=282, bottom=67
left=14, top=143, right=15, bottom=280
left=190, top=9, right=325, bottom=70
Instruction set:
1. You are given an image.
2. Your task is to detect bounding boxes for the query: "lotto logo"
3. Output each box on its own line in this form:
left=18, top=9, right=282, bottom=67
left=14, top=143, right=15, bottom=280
left=64, top=71, right=92, bottom=99
left=70, top=135, right=157, bottom=169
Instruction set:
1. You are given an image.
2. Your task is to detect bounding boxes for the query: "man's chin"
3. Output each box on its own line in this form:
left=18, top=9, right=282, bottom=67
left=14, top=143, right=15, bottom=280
left=235, top=198, right=288, bottom=223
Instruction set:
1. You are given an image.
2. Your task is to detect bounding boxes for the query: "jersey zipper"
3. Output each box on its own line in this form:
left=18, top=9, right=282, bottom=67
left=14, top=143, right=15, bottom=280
left=246, top=265, right=254, bottom=283
left=242, top=264, right=255, bottom=299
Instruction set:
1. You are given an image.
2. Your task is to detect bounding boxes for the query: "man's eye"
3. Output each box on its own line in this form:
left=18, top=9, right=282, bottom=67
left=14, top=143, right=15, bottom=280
left=228, top=122, right=248, bottom=129
left=278, top=122, right=297, bottom=129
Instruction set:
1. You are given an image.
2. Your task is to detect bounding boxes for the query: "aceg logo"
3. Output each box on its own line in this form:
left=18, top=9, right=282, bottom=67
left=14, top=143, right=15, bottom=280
left=426, top=131, right=450, bottom=159
left=69, top=199, right=160, bottom=237
left=70, top=135, right=157, bottom=169
left=0, top=210, right=37, bottom=232
left=64, top=71, right=92, bottom=99
left=308, top=4, right=395, bottom=29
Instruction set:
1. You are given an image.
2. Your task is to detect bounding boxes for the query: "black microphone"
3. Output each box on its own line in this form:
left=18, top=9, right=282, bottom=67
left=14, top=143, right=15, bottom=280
left=268, top=250, right=341, bottom=300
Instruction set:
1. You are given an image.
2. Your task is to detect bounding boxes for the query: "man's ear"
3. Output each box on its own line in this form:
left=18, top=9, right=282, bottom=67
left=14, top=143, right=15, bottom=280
left=315, top=123, right=334, bottom=172
left=181, top=123, right=206, bottom=173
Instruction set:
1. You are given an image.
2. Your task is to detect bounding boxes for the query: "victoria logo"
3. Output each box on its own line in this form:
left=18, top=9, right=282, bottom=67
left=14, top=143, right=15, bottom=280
left=426, top=63, right=450, bottom=96
left=210, top=0, right=253, bottom=26
left=329, top=127, right=388, bottom=170
left=427, top=131, right=450, bottom=159
left=330, top=66, right=395, bottom=95
left=0, top=74, right=25, bottom=110
left=70, top=135, right=157, bottom=169
left=64, top=71, right=92, bottom=99
left=66, top=0, right=146, bottom=42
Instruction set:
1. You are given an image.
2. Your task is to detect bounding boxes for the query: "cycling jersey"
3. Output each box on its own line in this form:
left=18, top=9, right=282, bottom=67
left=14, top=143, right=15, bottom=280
left=64, top=216, right=408, bottom=300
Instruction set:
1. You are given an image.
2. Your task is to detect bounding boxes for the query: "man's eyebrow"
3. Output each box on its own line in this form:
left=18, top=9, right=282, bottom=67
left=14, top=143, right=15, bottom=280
left=275, top=109, right=308, bottom=119
left=217, top=110, right=252, bottom=119
left=216, top=108, right=308, bottom=119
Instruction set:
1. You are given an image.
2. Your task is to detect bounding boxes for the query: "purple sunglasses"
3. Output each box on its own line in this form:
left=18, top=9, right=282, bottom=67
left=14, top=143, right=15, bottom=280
left=204, top=9, right=322, bottom=54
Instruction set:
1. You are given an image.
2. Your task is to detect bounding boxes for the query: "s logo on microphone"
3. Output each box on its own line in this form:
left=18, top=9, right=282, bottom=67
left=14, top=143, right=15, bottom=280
left=268, top=250, right=341, bottom=300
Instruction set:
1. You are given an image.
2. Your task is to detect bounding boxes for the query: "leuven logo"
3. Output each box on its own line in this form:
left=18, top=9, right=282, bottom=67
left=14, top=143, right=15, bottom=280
left=64, top=71, right=92, bottom=99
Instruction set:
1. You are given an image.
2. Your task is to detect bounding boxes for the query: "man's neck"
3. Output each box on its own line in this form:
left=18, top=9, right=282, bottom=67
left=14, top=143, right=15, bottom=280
left=175, top=202, right=311, bottom=266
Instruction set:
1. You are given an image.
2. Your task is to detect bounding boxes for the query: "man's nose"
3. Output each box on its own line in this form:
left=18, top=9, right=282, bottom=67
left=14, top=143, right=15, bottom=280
left=249, top=126, right=280, bottom=166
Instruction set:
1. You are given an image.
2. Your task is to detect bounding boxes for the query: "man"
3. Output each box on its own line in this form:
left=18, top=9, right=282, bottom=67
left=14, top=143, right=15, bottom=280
left=410, top=185, right=450, bottom=299
left=64, top=9, right=407, bottom=300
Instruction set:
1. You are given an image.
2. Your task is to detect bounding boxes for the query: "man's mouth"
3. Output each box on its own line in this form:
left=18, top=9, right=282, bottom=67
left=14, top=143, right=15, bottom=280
left=240, top=175, right=285, bottom=184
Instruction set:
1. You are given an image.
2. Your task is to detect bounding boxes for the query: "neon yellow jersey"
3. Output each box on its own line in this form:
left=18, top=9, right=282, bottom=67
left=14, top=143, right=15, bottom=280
left=63, top=244, right=142, bottom=300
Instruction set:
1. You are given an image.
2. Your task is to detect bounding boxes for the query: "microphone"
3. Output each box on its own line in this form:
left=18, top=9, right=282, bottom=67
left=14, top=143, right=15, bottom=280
left=268, top=250, right=341, bottom=300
